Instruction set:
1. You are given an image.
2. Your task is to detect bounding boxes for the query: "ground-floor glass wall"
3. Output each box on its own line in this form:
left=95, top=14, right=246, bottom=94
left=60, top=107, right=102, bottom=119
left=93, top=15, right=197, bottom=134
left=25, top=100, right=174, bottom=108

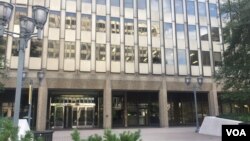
left=168, top=92, right=209, bottom=126
left=112, top=91, right=159, bottom=127
left=47, top=90, right=103, bottom=129
left=0, top=89, right=38, bottom=130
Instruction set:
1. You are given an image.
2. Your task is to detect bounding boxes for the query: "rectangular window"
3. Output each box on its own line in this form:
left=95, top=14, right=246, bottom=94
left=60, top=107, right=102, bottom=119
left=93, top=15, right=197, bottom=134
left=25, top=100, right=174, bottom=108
left=81, top=14, right=91, bottom=31
left=111, top=45, right=120, bottom=61
left=30, top=39, right=43, bottom=57
left=96, top=16, right=106, bottom=32
left=200, top=26, right=208, bottom=41
left=151, top=22, right=160, bottom=37
left=48, top=40, right=60, bottom=58
left=188, top=25, right=196, bottom=39
left=190, top=50, right=199, bottom=66
left=111, top=17, right=120, bottom=34
left=151, top=0, right=159, bottom=11
left=96, top=44, right=106, bottom=61
left=164, top=23, right=172, bottom=38
left=124, top=19, right=134, bottom=35
left=111, top=0, right=119, bottom=7
left=152, top=48, right=161, bottom=64
left=176, top=24, right=185, bottom=39
left=125, top=46, right=134, bottom=62
left=178, top=49, right=186, bottom=65
left=125, top=0, right=133, bottom=8
left=199, top=2, right=206, bottom=17
left=214, top=52, right=222, bottom=66
left=139, top=47, right=148, bottom=63
left=211, top=27, right=220, bottom=42
left=64, top=42, right=75, bottom=59
left=82, top=0, right=91, bottom=3
left=138, top=20, right=147, bottom=36
left=163, top=0, right=171, bottom=13
left=65, top=12, right=76, bottom=29
left=138, top=0, right=146, bottom=10
left=175, top=0, right=183, bottom=14
left=187, top=1, right=195, bottom=15
left=80, top=43, right=91, bottom=60
left=12, top=38, right=19, bottom=56
left=202, top=51, right=210, bottom=66
left=165, top=49, right=174, bottom=65
left=14, top=7, right=27, bottom=25
left=49, top=11, right=61, bottom=28
left=97, top=0, right=106, bottom=5
left=209, top=3, right=217, bottom=17
left=138, top=20, right=148, bottom=36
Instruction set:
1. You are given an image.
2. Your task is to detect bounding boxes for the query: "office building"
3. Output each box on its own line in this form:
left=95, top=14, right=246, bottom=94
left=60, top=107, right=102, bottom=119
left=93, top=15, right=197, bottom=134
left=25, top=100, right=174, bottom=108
left=0, top=0, right=223, bottom=130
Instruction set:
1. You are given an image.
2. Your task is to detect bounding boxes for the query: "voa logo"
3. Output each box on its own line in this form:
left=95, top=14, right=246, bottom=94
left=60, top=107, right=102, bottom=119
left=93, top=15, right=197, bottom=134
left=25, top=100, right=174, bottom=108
left=226, top=129, right=246, bottom=136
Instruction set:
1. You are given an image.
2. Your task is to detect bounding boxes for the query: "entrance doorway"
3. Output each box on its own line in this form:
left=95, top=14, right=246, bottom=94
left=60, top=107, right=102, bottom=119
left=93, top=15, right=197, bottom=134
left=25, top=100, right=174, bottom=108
left=112, top=91, right=159, bottom=127
left=168, top=92, right=209, bottom=126
left=48, top=91, right=103, bottom=129
left=50, top=103, right=95, bottom=129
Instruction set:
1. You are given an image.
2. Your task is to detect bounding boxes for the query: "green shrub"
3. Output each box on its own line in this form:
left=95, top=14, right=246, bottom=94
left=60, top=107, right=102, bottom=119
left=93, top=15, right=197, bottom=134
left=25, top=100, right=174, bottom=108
left=119, top=130, right=141, bottom=141
left=20, top=131, right=34, bottom=141
left=71, top=129, right=82, bottom=141
left=83, top=134, right=102, bottom=141
left=71, top=129, right=142, bottom=141
left=0, top=117, right=43, bottom=141
left=0, top=117, right=18, bottom=141
left=103, top=129, right=119, bottom=141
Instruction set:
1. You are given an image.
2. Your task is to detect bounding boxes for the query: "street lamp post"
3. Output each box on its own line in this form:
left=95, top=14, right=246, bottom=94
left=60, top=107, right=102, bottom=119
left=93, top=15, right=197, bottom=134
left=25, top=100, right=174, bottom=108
left=0, top=1, right=49, bottom=127
left=185, top=75, right=203, bottom=133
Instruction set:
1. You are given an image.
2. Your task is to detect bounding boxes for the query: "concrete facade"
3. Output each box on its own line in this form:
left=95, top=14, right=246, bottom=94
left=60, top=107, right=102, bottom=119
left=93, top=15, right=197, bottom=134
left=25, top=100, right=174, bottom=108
left=0, top=0, right=223, bottom=130
left=3, top=70, right=221, bottom=130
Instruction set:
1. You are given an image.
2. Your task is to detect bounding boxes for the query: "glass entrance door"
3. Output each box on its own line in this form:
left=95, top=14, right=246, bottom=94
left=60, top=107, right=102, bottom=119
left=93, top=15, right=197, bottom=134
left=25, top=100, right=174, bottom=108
left=51, top=105, right=95, bottom=129
left=54, top=106, right=64, bottom=128
left=77, top=106, right=95, bottom=128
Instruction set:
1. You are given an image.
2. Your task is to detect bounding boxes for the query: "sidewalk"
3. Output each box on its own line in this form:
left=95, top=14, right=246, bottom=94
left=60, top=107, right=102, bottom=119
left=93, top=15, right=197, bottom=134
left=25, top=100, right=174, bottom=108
left=53, top=127, right=221, bottom=141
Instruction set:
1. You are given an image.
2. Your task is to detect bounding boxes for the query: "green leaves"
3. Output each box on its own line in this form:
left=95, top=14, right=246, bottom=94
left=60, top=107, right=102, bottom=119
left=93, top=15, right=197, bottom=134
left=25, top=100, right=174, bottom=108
left=216, top=0, right=250, bottom=103
left=71, top=129, right=82, bottom=141
left=119, top=130, right=141, bottom=141
left=71, top=129, right=142, bottom=141
left=0, top=117, right=18, bottom=141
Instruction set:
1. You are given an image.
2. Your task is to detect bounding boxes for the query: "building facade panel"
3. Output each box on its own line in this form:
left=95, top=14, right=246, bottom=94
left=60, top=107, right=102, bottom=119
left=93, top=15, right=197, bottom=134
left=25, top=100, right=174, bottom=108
left=0, top=0, right=224, bottom=130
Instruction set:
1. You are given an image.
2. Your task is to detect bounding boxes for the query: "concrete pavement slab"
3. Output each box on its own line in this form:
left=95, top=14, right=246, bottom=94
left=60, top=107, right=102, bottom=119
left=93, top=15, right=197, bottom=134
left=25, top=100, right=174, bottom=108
left=53, top=127, right=221, bottom=141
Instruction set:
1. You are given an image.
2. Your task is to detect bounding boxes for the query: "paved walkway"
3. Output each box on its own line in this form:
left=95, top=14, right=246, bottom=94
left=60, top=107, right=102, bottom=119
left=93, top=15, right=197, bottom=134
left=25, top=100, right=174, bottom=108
left=53, top=127, right=221, bottom=141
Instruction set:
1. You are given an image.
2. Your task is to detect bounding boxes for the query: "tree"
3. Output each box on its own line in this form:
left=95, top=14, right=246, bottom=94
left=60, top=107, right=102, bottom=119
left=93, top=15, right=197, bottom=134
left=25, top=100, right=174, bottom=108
left=216, top=0, right=250, bottom=105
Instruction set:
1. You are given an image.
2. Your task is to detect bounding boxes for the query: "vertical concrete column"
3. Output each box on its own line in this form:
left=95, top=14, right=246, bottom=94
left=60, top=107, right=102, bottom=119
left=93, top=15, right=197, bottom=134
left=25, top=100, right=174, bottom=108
left=183, top=0, right=191, bottom=75
left=59, top=0, right=66, bottom=70
left=120, top=0, right=125, bottom=73
left=106, top=0, right=111, bottom=72
left=159, top=0, right=165, bottom=74
left=194, top=0, right=203, bottom=75
left=103, top=76, right=112, bottom=128
left=36, top=77, right=48, bottom=131
left=159, top=77, right=169, bottom=127
left=208, top=83, right=219, bottom=116
left=171, top=0, right=178, bottom=75
left=124, top=92, right=128, bottom=127
left=42, top=0, right=50, bottom=69
left=133, top=0, right=139, bottom=74
left=91, top=0, right=96, bottom=72
left=146, top=0, right=152, bottom=74
left=75, top=0, right=81, bottom=71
